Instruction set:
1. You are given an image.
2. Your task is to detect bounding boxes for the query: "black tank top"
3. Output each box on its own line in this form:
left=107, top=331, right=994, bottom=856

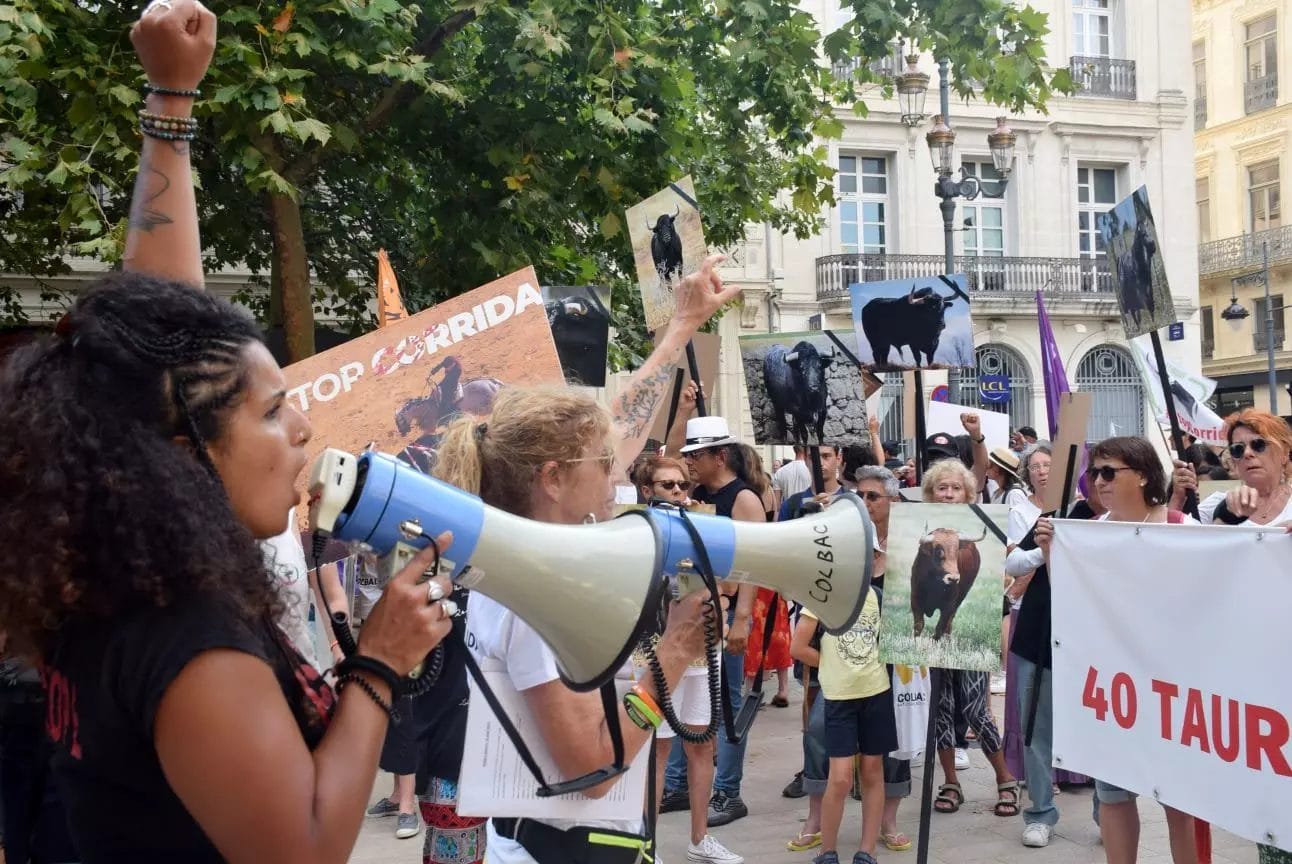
left=695, top=477, right=752, bottom=518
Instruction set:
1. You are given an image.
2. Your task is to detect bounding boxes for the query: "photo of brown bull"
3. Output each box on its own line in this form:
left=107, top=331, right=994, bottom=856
left=910, top=524, right=988, bottom=640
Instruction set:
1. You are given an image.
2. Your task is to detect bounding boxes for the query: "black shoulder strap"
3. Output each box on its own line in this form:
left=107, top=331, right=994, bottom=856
left=461, top=650, right=626, bottom=798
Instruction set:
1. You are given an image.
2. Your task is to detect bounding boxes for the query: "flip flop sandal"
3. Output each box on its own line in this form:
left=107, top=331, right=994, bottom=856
left=995, top=780, right=1021, bottom=817
left=787, top=831, right=822, bottom=852
left=881, top=831, right=913, bottom=851
left=934, top=783, right=963, bottom=814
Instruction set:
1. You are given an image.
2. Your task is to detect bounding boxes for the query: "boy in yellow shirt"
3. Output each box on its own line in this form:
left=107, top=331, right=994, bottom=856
left=799, top=581, right=894, bottom=864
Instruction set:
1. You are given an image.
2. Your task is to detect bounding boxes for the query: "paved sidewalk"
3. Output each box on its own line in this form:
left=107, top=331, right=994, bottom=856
left=352, top=686, right=1261, bottom=864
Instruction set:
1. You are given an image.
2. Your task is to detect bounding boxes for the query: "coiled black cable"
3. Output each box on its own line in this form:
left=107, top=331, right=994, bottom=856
left=310, top=531, right=446, bottom=697
left=644, top=504, right=724, bottom=744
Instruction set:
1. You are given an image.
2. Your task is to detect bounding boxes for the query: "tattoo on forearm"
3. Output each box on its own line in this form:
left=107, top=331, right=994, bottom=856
left=614, top=365, right=675, bottom=440
left=126, top=142, right=187, bottom=233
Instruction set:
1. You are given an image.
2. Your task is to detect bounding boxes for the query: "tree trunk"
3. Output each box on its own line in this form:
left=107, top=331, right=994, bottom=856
left=268, top=191, right=314, bottom=362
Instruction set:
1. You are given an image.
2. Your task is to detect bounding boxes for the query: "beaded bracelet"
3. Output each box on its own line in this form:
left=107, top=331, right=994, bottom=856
left=143, top=83, right=201, bottom=98
left=139, top=111, right=199, bottom=132
left=139, top=126, right=197, bottom=142
left=338, top=673, right=398, bottom=723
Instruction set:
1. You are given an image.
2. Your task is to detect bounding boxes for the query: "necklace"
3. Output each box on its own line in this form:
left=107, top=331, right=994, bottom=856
left=1252, top=482, right=1291, bottom=523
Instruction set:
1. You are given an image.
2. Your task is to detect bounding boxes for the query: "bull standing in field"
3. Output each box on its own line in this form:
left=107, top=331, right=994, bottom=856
left=649, top=206, right=684, bottom=289
left=909, top=525, right=986, bottom=640
left=918, top=459, right=1021, bottom=822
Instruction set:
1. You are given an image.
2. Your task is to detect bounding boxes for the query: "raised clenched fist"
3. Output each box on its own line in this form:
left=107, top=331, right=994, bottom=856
left=131, top=0, right=217, bottom=92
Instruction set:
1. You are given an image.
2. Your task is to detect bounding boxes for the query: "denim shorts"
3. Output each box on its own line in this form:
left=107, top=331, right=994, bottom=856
left=1094, top=778, right=1136, bottom=804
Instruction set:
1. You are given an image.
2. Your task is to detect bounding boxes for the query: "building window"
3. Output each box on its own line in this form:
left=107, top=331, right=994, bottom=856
left=1254, top=293, right=1285, bottom=351
left=1248, top=161, right=1281, bottom=232
left=962, top=162, right=1007, bottom=257
left=1215, top=386, right=1255, bottom=416
left=1201, top=305, right=1214, bottom=359
left=1194, top=41, right=1207, bottom=128
left=1075, top=345, right=1145, bottom=441
left=838, top=155, right=888, bottom=254
left=1073, top=0, right=1112, bottom=57
left=1244, top=15, right=1278, bottom=113
left=1197, top=177, right=1211, bottom=244
left=1077, top=165, right=1118, bottom=258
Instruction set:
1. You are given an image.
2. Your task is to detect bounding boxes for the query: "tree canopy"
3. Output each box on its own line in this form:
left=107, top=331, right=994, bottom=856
left=0, top=0, right=1069, bottom=364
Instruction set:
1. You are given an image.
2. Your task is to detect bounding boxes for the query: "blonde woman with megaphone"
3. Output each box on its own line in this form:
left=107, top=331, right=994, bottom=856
left=433, top=257, right=738, bottom=864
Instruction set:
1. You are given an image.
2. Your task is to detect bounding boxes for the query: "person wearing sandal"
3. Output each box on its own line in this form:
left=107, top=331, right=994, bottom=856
left=922, top=460, right=1021, bottom=821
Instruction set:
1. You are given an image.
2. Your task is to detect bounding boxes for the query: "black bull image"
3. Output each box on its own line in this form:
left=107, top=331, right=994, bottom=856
left=1115, top=217, right=1158, bottom=330
left=860, top=283, right=959, bottom=367
left=762, top=341, right=835, bottom=444
left=545, top=291, right=610, bottom=386
left=910, top=525, right=987, bottom=640
left=648, top=205, right=683, bottom=289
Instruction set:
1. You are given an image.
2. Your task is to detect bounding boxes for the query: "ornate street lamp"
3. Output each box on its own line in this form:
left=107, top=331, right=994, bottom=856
left=987, top=116, right=1017, bottom=178
left=925, top=114, right=956, bottom=177
left=895, top=54, right=930, bottom=127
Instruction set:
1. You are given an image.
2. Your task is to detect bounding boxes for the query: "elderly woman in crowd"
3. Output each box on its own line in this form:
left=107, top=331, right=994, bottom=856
left=922, top=459, right=1020, bottom=819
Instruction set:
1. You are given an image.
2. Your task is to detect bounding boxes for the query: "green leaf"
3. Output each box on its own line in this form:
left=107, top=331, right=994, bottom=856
left=108, top=84, right=137, bottom=106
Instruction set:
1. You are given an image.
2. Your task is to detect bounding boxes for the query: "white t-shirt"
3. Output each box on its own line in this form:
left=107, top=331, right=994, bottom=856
left=1198, top=490, right=1292, bottom=525
left=1006, top=494, right=1042, bottom=547
left=467, top=592, right=641, bottom=862
left=772, top=459, right=812, bottom=501
left=261, top=509, right=318, bottom=668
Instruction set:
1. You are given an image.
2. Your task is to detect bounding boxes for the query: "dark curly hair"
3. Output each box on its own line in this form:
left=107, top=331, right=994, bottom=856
left=0, top=273, right=283, bottom=659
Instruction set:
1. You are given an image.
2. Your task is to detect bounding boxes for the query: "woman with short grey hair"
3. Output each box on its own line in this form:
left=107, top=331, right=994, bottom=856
left=851, top=465, right=900, bottom=501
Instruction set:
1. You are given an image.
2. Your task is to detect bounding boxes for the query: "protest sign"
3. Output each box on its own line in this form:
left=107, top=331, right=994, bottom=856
left=1099, top=186, right=1177, bottom=340
left=648, top=330, right=720, bottom=443
left=1051, top=520, right=1292, bottom=852
left=1043, top=392, right=1093, bottom=515
left=739, top=330, right=872, bottom=446
left=849, top=275, right=974, bottom=372
left=878, top=503, right=1008, bottom=672
left=283, top=267, right=563, bottom=528
left=926, top=399, right=1010, bottom=453
left=626, top=177, right=708, bottom=334
left=1130, top=335, right=1226, bottom=445
left=542, top=285, right=612, bottom=387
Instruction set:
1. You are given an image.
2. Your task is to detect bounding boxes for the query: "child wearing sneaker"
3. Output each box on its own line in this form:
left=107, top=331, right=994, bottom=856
left=801, top=580, right=896, bottom=864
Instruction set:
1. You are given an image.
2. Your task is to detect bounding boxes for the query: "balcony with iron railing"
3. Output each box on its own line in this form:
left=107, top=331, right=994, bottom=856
left=830, top=43, right=901, bottom=82
left=1069, top=56, right=1137, bottom=100
left=815, top=253, right=1114, bottom=305
left=1198, top=224, right=1292, bottom=277
left=1245, top=74, right=1278, bottom=114
left=1255, top=329, right=1285, bottom=352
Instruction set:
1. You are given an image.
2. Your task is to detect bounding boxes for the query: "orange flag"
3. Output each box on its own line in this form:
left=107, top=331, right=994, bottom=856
left=375, top=249, right=408, bottom=327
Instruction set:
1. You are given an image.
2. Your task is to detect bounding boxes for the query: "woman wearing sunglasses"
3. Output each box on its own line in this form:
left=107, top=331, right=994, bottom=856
left=1035, top=436, right=1199, bottom=864
left=1179, top=409, right=1292, bottom=527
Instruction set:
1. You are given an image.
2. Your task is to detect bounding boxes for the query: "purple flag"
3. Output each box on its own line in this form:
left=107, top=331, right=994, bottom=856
left=1036, top=291, right=1069, bottom=441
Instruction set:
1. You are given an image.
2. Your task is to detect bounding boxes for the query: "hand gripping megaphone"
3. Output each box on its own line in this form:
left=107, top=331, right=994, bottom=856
left=308, top=448, right=874, bottom=692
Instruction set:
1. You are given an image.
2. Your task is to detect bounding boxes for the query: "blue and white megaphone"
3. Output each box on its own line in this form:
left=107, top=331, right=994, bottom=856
left=309, top=448, right=874, bottom=692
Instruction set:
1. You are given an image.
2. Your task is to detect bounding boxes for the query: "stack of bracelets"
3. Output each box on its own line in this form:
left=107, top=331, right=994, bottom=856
left=139, top=82, right=200, bottom=142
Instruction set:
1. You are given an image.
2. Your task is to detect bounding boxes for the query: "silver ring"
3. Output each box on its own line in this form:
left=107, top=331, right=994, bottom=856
left=144, top=0, right=173, bottom=14
left=438, top=599, right=458, bottom=618
left=427, top=581, right=445, bottom=603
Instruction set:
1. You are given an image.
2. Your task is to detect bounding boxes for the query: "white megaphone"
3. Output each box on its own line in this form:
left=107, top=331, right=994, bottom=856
left=308, top=448, right=874, bottom=692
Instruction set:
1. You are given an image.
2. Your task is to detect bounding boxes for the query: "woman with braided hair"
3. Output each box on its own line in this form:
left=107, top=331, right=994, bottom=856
left=0, top=3, right=454, bottom=861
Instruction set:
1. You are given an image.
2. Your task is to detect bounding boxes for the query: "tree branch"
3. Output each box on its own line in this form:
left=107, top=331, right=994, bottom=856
left=283, top=8, right=479, bottom=186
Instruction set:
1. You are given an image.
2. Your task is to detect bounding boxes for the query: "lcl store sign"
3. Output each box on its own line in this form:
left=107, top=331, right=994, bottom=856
left=978, top=374, right=1010, bottom=404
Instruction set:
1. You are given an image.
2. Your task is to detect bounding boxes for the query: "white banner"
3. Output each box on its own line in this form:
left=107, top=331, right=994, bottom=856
left=1130, top=336, right=1227, bottom=444
left=1051, top=520, right=1292, bottom=851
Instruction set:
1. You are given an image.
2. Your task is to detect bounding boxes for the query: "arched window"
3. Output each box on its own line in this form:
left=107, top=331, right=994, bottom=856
left=949, top=345, right=1035, bottom=431
left=1075, top=344, right=1145, bottom=441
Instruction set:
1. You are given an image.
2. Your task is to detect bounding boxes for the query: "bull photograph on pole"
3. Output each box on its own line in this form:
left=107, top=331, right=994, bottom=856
left=540, top=285, right=612, bottom=387
left=625, top=176, right=710, bottom=334
left=1099, top=185, right=1176, bottom=341
left=848, top=274, right=975, bottom=372
left=878, top=503, right=1009, bottom=672
left=738, top=330, right=878, bottom=447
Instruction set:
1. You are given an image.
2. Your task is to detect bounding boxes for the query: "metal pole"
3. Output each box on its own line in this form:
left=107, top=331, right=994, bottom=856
left=937, top=58, right=956, bottom=275
left=1263, top=241, right=1276, bottom=414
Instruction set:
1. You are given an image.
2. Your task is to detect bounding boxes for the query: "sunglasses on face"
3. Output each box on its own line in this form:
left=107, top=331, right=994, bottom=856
left=859, top=491, right=887, bottom=502
left=1229, top=438, right=1269, bottom=460
left=1086, top=465, right=1134, bottom=482
left=653, top=480, right=692, bottom=491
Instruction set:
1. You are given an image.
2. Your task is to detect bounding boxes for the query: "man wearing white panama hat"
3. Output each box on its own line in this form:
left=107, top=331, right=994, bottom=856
left=658, top=414, right=763, bottom=830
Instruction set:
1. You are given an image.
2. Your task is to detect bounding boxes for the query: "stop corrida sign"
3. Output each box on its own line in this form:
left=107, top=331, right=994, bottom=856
left=1049, top=519, right=1292, bottom=852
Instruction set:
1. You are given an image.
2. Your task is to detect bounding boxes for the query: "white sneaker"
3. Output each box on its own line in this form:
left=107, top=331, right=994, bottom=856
left=990, top=672, right=1007, bottom=695
left=688, top=834, right=744, bottom=863
left=954, top=747, right=971, bottom=770
left=1022, top=822, right=1052, bottom=848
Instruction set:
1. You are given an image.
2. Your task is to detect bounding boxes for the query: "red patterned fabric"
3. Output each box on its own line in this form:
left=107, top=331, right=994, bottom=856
left=745, top=589, right=792, bottom=673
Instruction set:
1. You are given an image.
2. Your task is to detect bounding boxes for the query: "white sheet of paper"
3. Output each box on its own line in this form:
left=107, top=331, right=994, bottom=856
left=925, top=400, right=1010, bottom=453
left=456, top=660, right=650, bottom=821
